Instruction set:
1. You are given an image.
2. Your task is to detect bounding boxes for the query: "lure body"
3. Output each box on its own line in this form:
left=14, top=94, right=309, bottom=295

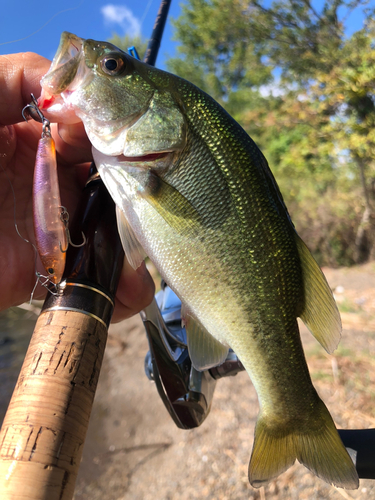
left=33, top=135, right=66, bottom=284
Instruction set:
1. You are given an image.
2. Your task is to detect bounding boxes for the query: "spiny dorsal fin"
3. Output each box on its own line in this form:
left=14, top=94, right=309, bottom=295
left=295, top=233, right=341, bottom=353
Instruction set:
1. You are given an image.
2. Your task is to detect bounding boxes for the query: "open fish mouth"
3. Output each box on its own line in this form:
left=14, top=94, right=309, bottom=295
left=41, top=32, right=84, bottom=96
left=38, top=32, right=89, bottom=124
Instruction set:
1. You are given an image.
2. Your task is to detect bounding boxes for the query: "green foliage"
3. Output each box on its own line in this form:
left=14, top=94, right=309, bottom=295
left=310, top=23, right=375, bottom=166
left=168, top=0, right=375, bottom=266
left=168, top=0, right=273, bottom=99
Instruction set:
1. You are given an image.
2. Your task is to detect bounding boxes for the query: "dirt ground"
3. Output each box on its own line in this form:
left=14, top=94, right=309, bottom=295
left=71, top=263, right=375, bottom=500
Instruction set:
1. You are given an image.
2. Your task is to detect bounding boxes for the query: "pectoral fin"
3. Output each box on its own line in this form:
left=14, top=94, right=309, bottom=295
left=182, top=306, right=229, bottom=371
left=142, top=170, right=202, bottom=237
left=295, top=233, right=341, bottom=353
left=115, top=205, right=146, bottom=270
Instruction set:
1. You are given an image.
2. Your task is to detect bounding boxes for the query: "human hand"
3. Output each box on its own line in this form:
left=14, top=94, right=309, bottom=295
left=0, top=52, right=154, bottom=321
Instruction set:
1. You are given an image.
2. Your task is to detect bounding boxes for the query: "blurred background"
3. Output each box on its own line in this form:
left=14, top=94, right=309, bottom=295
left=2, top=0, right=375, bottom=498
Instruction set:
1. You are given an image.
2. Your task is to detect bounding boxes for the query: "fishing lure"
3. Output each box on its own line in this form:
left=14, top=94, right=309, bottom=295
left=23, top=94, right=85, bottom=286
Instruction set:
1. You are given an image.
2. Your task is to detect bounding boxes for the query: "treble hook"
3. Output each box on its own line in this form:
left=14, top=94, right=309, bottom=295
left=59, top=206, right=86, bottom=252
left=22, top=93, right=51, bottom=138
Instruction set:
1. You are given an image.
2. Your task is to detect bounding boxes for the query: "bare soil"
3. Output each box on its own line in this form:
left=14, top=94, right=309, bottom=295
left=72, top=263, right=375, bottom=500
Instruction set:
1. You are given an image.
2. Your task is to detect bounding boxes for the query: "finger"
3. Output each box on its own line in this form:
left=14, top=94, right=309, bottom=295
left=0, top=53, right=51, bottom=126
left=55, top=122, right=92, bottom=166
left=111, top=260, right=155, bottom=323
left=0, top=53, right=91, bottom=167
left=57, top=122, right=91, bottom=151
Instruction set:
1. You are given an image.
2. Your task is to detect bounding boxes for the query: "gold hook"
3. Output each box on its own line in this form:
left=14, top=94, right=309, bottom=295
left=59, top=207, right=86, bottom=253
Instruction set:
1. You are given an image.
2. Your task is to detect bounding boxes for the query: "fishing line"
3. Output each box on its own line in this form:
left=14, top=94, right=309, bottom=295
left=0, top=160, right=58, bottom=301
left=140, top=0, right=155, bottom=27
left=0, top=161, right=34, bottom=249
left=0, top=0, right=85, bottom=47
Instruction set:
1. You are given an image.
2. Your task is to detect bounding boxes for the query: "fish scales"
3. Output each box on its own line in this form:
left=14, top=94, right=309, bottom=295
left=170, top=81, right=312, bottom=411
left=38, top=32, right=359, bottom=490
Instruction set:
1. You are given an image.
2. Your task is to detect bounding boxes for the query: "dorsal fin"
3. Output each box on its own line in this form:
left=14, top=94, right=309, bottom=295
left=295, top=233, right=341, bottom=353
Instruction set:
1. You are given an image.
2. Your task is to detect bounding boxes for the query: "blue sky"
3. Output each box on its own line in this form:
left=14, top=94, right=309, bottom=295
left=0, top=0, right=181, bottom=70
left=0, top=0, right=371, bottom=73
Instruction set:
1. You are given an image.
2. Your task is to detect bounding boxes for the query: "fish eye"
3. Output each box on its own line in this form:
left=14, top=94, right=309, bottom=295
left=100, top=54, right=126, bottom=76
left=48, top=268, right=55, bottom=275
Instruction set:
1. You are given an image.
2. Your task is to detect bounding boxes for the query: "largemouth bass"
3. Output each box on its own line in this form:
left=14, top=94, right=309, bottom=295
left=39, top=32, right=359, bottom=489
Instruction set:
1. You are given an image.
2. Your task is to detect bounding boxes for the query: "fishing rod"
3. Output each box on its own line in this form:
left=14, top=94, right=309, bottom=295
left=0, top=1, right=171, bottom=499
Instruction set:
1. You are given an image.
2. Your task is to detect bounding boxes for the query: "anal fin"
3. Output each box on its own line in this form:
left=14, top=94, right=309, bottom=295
left=182, top=306, right=229, bottom=371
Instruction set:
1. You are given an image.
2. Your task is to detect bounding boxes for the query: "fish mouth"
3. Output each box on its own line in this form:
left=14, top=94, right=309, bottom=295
left=39, top=32, right=89, bottom=124
left=41, top=32, right=84, bottom=95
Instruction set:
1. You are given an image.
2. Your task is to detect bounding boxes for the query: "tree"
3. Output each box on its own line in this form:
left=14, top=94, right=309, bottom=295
left=168, top=0, right=273, bottom=100
left=298, top=21, right=375, bottom=262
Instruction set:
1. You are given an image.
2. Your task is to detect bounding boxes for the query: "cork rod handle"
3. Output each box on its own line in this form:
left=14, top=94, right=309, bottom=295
left=0, top=309, right=107, bottom=500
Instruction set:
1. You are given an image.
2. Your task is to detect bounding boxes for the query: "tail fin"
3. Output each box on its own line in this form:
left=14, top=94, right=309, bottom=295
left=249, top=398, right=359, bottom=489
